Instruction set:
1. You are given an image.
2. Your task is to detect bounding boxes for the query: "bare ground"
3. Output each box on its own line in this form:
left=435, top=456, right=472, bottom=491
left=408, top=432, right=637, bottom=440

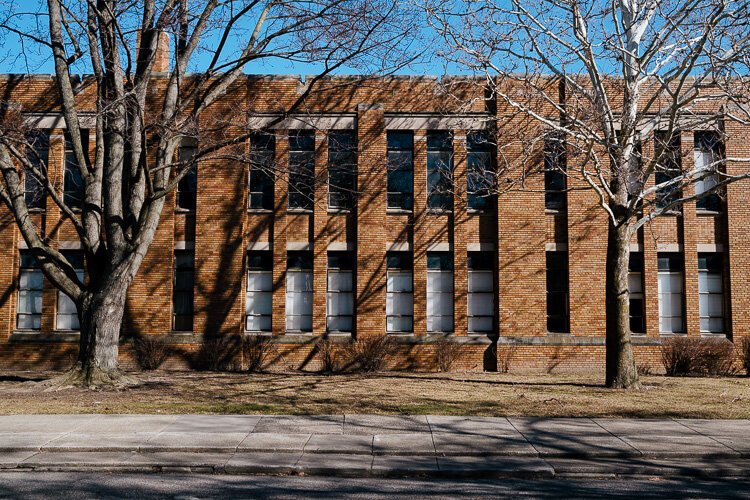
left=0, top=370, right=748, bottom=418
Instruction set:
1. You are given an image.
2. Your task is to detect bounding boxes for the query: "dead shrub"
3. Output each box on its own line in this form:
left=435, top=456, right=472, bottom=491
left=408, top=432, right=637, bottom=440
left=193, top=337, right=239, bottom=371
left=434, top=339, right=463, bottom=372
left=133, top=336, right=171, bottom=371
left=661, top=337, right=736, bottom=376
left=636, top=363, right=653, bottom=376
left=317, top=339, right=342, bottom=374
left=242, top=335, right=273, bottom=372
left=346, top=335, right=396, bottom=372
left=739, top=338, right=750, bottom=376
left=498, top=343, right=517, bottom=374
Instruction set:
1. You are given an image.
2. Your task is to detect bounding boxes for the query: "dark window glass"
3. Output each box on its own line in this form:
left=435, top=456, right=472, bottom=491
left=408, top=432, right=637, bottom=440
left=386, top=251, right=413, bottom=270
left=25, top=130, right=49, bottom=210
left=64, top=130, right=88, bottom=210
left=288, top=130, right=315, bottom=210
left=249, top=133, right=275, bottom=210
left=287, top=250, right=313, bottom=270
left=546, top=251, right=569, bottom=333
left=328, top=131, right=357, bottom=210
left=177, top=144, right=197, bottom=211
left=387, top=131, right=413, bottom=210
left=628, top=252, right=645, bottom=334
left=426, top=251, right=453, bottom=270
left=467, top=251, right=495, bottom=333
left=657, top=252, right=683, bottom=272
left=694, top=131, right=723, bottom=212
left=655, top=132, right=682, bottom=211
left=427, top=131, right=453, bottom=210
left=467, top=131, right=495, bottom=210
left=173, top=250, right=194, bottom=331
left=544, top=135, right=566, bottom=210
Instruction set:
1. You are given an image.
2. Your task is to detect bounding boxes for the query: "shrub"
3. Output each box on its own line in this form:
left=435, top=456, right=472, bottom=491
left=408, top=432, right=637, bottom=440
left=661, top=337, right=736, bottom=376
left=193, top=337, right=239, bottom=371
left=434, top=339, right=463, bottom=372
left=345, top=335, right=395, bottom=372
left=498, top=343, right=517, bottom=374
left=242, top=335, right=273, bottom=372
left=133, top=336, right=171, bottom=371
left=739, top=338, right=750, bottom=376
left=636, top=363, right=653, bottom=376
left=316, top=339, right=342, bottom=374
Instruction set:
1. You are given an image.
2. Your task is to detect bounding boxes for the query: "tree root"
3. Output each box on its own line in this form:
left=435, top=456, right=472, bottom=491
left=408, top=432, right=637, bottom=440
left=46, top=364, right=139, bottom=390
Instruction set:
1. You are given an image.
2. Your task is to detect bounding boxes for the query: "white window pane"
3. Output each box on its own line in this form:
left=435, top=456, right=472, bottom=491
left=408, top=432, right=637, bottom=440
left=628, top=274, right=642, bottom=294
left=298, top=315, right=312, bottom=331
left=248, top=272, right=272, bottom=291
left=698, top=272, right=709, bottom=291
left=468, top=293, right=494, bottom=316
left=287, top=271, right=313, bottom=292
left=706, top=274, right=723, bottom=293
left=20, top=271, right=43, bottom=290
left=671, top=317, right=684, bottom=333
left=699, top=294, right=708, bottom=315
left=388, top=273, right=412, bottom=292
left=468, top=271, right=493, bottom=292
left=388, top=293, right=413, bottom=316
left=670, top=294, right=683, bottom=316
left=708, top=317, right=724, bottom=332
left=660, top=316, right=671, bottom=333
left=247, top=315, right=271, bottom=332
left=327, top=292, right=353, bottom=316
left=426, top=316, right=434, bottom=332
left=431, top=315, right=453, bottom=332
left=669, top=274, right=683, bottom=293
left=17, top=314, right=40, bottom=330
left=328, top=316, right=352, bottom=332
left=469, top=316, right=493, bottom=332
left=437, top=292, right=453, bottom=314
left=57, top=292, right=77, bottom=314
left=18, top=290, right=43, bottom=314
left=388, top=316, right=412, bottom=332
left=246, top=291, right=272, bottom=315
left=328, top=271, right=353, bottom=292
left=707, top=294, right=724, bottom=317
left=700, top=318, right=710, bottom=332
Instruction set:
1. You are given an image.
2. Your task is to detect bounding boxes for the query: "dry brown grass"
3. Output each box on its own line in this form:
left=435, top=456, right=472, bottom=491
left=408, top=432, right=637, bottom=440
left=0, top=371, right=748, bottom=418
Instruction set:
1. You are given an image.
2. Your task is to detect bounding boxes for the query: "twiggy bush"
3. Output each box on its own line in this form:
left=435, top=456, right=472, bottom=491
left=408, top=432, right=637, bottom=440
left=193, top=337, right=238, bottom=371
left=661, top=337, right=736, bottom=376
left=739, top=338, right=750, bottom=376
left=435, top=339, right=463, bottom=372
left=498, top=343, right=517, bottom=374
left=316, top=339, right=342, bottom=374
left=133, top=336, right=171, bottom=371
left=346, top=335, right=395, bottom=372
left=242, top=335, right=273, bottom=372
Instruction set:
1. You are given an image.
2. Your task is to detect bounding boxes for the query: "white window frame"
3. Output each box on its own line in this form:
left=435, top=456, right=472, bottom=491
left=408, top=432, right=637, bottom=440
left=56, top=252, right=83, bottom=331
left=698, top=253, right=724, bottom=334
left=468, top=253, right=494, bottom=333
left=17, top=251, right=43, bottom=331
left=326, top=254, right=354, bottom=333
left=657, top=254, right=685, bottom=334
left=286, top=253, right=313, bottom=332
left=426, top=252, right=454, bottom=333
left=386, top=253, right=413, bottom=333
left=245, top=253, right=273, bottom=333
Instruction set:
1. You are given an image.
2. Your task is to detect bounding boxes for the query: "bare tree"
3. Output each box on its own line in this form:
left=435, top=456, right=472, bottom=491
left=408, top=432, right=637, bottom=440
left=0, top=0, right=414, bottom=387
left=427, top=0, right=750, bottom=388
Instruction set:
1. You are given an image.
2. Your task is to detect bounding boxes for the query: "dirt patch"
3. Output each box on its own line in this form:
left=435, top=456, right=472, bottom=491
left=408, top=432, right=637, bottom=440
left=0, top=371, right=748, bottom=418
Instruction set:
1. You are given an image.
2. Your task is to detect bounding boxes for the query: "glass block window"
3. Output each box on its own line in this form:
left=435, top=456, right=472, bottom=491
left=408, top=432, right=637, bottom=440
left=657, top=252, right=685, bottom=334
left=468, top=251, right=494, bottom=333
left=17, top=251, right=42, bottom=330
left=386, top=251, right=413, bottom=333
left=698, top=253, right=724, bottom=333
left=426, top=252, right=454, bottom=333
left=246, top=251, right=272, bottom=332
left=286, top=251, right=313, bottom=332
left=327, top=252, right=354, bottom=332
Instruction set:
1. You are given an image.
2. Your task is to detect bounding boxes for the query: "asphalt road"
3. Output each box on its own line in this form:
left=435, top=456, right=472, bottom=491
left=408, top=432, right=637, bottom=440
left=0, top=473, right=747, bottom=499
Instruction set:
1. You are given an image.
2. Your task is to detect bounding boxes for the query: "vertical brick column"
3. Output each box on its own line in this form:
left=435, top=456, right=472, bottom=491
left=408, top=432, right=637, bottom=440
left=680, top=131, right=700, bottom=336
left=0, top=205, right=16, bottom=340
left=356, top=104, right=386, bottom=338
left=452, top=131, right=469, bottom=336
left=312, top=131, right=328, bottom=336
left=641, top=139, right=661, bottom=338
left=412, top=131, right=427, bottom=337
left=725, top=119, right=750, bottom=344
left=272, top=130, right=289, bottom=336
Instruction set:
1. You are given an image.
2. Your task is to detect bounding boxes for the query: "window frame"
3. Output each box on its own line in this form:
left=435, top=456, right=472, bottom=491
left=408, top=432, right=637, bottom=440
left=16, top=250, right=43, bottom=331
left=245, top=251, right=273, bottom=333
left=327, top=131, right=357, bottom=211
left=176, top=143, right=198, bottom=211
left=544, top=134, right=567, bottom=211
left=63, top=130, right=88, bottom=211
left=386, top=251, right=413, bottom=333
left=286, top=250, right=313, bottom=332
left=694, top=131, right=724, bottom=213
left=654, top=131, right=682, bottom=212
left=172, top=250, right=195, bottom=332
left=628, top=252, right=645, bottom=334
left=657, top=252, right=686, bottom=334
left=56, top=250, right=84, bottom=331
left=466, top=131, right=495, bottom=211
left=24, top=130, right=50, bottom=211
left=386, top=131, right=414, bottom=211
left=546, top=251, right=570, bottom=333
left=326, top=251, right=354, bottom=333
left=426, top=131, right=453, bottom=212
left=288, top=130, right=315, bottom=211
left=426, top=251, right=454, bottom=333
left=248, top=133, right=275, bottom=211
left=467, top=251, right=495, bottom=334
left=698, top=252, right=725, bottom=334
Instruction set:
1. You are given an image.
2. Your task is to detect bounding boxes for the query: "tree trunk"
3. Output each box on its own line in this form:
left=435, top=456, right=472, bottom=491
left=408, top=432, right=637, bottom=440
left=605, top=220, right=641, bottom=389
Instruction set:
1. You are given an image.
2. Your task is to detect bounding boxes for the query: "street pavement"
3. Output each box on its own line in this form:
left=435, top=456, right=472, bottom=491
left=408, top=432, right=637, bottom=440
left=0, top=415, right=748, bottom=479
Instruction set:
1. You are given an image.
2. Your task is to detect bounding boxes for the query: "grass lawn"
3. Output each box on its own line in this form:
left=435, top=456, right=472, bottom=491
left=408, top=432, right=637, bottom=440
left=0, top=371, right=748, bottom=418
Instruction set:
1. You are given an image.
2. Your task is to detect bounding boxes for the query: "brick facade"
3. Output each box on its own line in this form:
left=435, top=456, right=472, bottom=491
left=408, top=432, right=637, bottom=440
left=0, top=75, right=747, bottom=373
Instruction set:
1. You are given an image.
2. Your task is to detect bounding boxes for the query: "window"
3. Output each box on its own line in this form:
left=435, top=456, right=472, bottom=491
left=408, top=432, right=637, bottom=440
left=64, top=130, right=88, bottom=210
left=328, top=131, right=357, bottom=210
left=288, top=131, right=315, bottom=211
left=544, top=134, right=566, bottom=210
left=17, top=251, right=42, bottom=330
left=24, top=130, right=49, bottom=210
left=249, top=134, right=275, bottom=211
left=177, top=143, right=197, bottom=211
left=698, top=253, right=724, bottom=333
left=386, top=131, right=413, bottom=210
left=327, top=252, right=354, bottom=332
left=694, top=131, right=723, bottom=212
left=466, top=131, right=494, bottom=210
left=628, top=252, right=645, bottom=334
left=427, top=131, right=453, bottom=211
left=386, top=251, right=413, bottom=333
left=657, top=252, right=685, bottom=334
left=56, top=250, right=84, bottom=331
left=427, top=252, right=454, bottom=333
left=655, top=132, right=682, bottom=210
left=245, top=251, right=272, bottom=332
left=468, top=251, right=494, bottom=333
left=172, top=250, right=194, bottom=331
left=546, top=251, right=569, bottom=333
left=286, top=251, right=313, bottom=332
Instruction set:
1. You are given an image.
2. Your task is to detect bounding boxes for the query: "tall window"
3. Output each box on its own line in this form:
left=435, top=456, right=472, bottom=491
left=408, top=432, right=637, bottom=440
left=288, top=131, right=315, bottom=210
left=386, top=252, right=413, bottom=333
left=694, top=131, right=723, bottom=212
left=17, top=251, right=42, bottom=331
left=655, top=132, right=682, bottom=210
left=468, top=251, right=494, bottom=333
left=466, top=131, right=494, bottom=210
left=172, top=250, right=194, bottom=331
left=64, top=130, right=88, bottom=210
left=427, top=252, right=454, bottom=333
left=328, top=131, right=357, bottom=210
left=177, top=142, right=197, bottom=211
left=286, top=251, right=313, bottom=332
left=657, top=252, right=685, bottom=334
left=327, top=252, right=354, bottom=332
left=24, top=130, right=49, bottom=210
left=245, top=251, right=272, bottom=332
left=546, top=251, right=569, bottom=333
left=56, top=251, right=84, bottom=331
left=544, top=134, right=566, bottom=210
left=249, top=133, right=275, bottom=211
left=698, top=253, right=724, bottom=333
left=426, top=131, right=453, bottom=211
left=628, top=252, right=645, bottom=334
left=386, top=131, right=413, bottom=211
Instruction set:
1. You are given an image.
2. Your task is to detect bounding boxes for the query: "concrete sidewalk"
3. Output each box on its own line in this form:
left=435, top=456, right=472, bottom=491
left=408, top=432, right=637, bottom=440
left=0, top=415, right=748, bottom=478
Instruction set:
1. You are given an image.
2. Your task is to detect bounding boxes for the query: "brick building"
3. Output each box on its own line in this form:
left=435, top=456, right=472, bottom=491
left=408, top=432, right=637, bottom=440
left=0, top=74, right=748, bottom=372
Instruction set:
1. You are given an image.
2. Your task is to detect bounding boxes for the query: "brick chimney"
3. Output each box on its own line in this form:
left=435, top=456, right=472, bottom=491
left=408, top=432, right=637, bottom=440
left=136, top=30, right=170, bottom=73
